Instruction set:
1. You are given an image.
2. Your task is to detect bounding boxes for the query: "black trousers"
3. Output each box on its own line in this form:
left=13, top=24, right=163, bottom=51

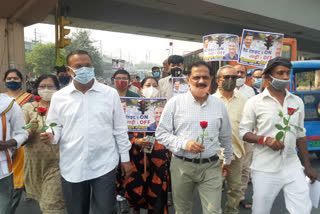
left=61, top=169, right=117, bottom=214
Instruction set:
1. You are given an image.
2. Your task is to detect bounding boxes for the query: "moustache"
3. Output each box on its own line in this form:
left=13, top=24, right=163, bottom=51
left=196, top=83, right=207, bottom=88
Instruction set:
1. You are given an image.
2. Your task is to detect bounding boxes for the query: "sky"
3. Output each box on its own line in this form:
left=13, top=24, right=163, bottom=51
left=24, top=23, right=203, bottom=65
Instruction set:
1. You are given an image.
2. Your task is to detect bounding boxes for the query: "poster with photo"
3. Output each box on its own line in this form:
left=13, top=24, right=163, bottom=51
left=203, top=34, right=239, bottom=61
left=120, top=97, right=167, bottom=132
left=172, top=77, right=189, bottom=96
left=239, top=29, right=284, bottom=67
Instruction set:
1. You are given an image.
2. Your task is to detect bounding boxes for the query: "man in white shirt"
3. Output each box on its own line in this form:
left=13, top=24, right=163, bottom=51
left=156, top=61, right=233, bottom=214
left=240, top=57, right=318, bottom=214
left=0, top=94, right=28, bottom=214
left=234, top=64, right=255, bottom=98
left=40, top=50, right=132, bottom=214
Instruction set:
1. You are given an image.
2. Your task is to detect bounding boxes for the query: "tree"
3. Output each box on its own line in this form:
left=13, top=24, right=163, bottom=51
left=65, top=30, right=103, bottom=77
left=25, top=43, right=56, bottom=77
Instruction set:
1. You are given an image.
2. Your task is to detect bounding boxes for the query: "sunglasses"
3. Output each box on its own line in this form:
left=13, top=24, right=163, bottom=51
left=221, top=75, right=238, bottom=80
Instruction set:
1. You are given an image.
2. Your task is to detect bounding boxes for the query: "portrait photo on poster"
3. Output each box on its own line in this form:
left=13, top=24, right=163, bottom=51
left=172, top=77, right=189, bottom=96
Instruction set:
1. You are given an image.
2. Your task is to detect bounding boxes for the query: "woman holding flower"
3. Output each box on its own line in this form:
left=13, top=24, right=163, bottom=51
left=22, top=74, right=65, bottom=214
left=116, top=77, right=170, bottom=214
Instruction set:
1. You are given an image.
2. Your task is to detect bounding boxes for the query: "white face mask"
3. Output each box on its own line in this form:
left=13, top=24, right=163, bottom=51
left=142, top=86, right=159, bottom=98
left=236, top=77, right=246, bottom=86
left=38, top=89, right=56, bottom=101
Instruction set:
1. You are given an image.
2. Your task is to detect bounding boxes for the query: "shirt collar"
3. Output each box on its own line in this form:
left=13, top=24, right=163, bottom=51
left=262, top=87, right=293, bottom=100
left=65, top=79, right=102, bottom=94
left=215, top=89, right=239, bottom=99
left=186, top=90, right=210, bottom=106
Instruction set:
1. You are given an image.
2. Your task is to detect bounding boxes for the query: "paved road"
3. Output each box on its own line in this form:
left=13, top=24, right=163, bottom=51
left=16, top=153, right=320, bottom=214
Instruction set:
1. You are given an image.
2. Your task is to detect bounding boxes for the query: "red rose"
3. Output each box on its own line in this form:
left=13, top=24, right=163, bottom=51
left=200, top=121, right=208, bottom=129
left=37, top=107, right=48, bottom=116
left=34, top=96, right=42, bottom=102
left=287, top=107, right=296, bottom=115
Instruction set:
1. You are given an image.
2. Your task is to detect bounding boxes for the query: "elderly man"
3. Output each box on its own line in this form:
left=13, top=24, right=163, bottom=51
left=156, top=61, right=233, bottom=214
left=240, top=57, right=318, bottom=214
left=233, top=64, right=256, bottom=208
left=214, top=65, right=247, bottom=214
left=40, top=50, right=132, bottom=214
left=0, top=94, right=28, bottom=214
left=158, top=55, right=185, bottom=100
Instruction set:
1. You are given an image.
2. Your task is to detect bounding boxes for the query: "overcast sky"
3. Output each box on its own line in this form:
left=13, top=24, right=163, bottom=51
left=24, top=23, right=203, bottom=65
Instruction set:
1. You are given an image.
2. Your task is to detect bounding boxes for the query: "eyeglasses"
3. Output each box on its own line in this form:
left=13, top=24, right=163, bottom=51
left=38, top=85, right=56, bottom=90
left=221, top=75, right=238, bottom=80
left=114, top=78, right=129, bottom=81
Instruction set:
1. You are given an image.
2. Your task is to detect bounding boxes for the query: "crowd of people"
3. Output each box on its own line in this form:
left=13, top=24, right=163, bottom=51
left=0, top=50, right=318, bottom=214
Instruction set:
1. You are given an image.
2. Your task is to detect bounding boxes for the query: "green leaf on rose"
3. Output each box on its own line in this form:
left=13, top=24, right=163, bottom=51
left=279, top=110, right=283, bottom=118
left=22, top=123, right=35, bottom=130
left=204, top=132, right=208, bottom=136
left=40, top=125, right=49, bottom=133
left=49, top=123, right=57, bottom=127
left=196, top=136, right=199, bottom=142
left=294, top=125, right=304, bottom=132
left=284, top=126, right=290, bottom=131
left=275, top=124, right=284, bottom=130
left=295, top=107, right=299, bottom=113
left=276, top=131, right=284, bottom=141
left=33, top=107, right=38, bottom=112
left=283, top=118, right=289, bottom=126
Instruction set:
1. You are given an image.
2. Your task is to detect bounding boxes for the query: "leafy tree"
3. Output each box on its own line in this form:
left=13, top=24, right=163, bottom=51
left=25, top=43, right=56, bottom=77
left=65, top=30, right=103, bottom=77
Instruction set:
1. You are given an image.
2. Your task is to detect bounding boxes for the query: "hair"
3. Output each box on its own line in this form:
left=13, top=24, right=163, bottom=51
left=244, top=32, right=254, bottom=39
left=141, top=77, right=159, bottom=88
left=66, top=50, right=93, bottom=65
left=216, top=65, right=237, bottom=78
left=168, top=55, right=184, bottom=65
left=112, top=69, right=130, bottom=80
left=252, top=68, right=263, bottom=76
left=34, top=74, right=60, bottom=95
left=234, top=64, right=247, bottom=72
left=54, top=66, right=67, bottom=74
left=186, top=61, right=213, bottom=76
left=3, top=69, right=23, bottom=81
left=152, top=66, right=160, bottom=71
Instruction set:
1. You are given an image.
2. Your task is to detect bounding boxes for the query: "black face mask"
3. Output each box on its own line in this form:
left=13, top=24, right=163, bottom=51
left=170, top=67, right=183, bottom=77
left=59, top=76, right=71, bottom=85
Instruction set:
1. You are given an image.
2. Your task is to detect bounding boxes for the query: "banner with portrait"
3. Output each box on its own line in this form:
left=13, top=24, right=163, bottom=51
left=120, top=97, right=167, bottom=132
left=239, top=29, right=284, bottom=67
left=203, top=34, right=239, bottom=62
left=172, top=77, right=189, bottom=96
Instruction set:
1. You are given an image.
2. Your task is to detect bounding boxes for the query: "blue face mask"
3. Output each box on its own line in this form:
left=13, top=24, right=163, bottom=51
left=6, top=81, right=22, bottom=90
left=73, top=67, right=95, bottom=84
left=253, top=78, right=262, bottom=88
left=153, top=72, right=160, bottom=77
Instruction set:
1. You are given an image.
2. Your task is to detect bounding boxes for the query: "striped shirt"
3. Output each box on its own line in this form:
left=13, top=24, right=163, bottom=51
left=156, top=91, right=233, bottom=164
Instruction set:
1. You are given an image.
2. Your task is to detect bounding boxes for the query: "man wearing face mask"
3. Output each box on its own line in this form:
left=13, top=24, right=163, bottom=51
left=214, top=65, right=247, bottom=214
left=251, top=68, right=264, bottom=95
left=151, top=66, right=161, bottom=79
left=55, top=66, right=71, bottom=88
left=156, top=61, right=233, bottom=214
left=158, top=55, right=185, bottom=100
left=39, top=50, right=132, bottom=214
left=112, top=70, right=140, bottom=97
left=234, top=65, right=255, bottom=99
left=240, top=57, right=318, bottom=214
